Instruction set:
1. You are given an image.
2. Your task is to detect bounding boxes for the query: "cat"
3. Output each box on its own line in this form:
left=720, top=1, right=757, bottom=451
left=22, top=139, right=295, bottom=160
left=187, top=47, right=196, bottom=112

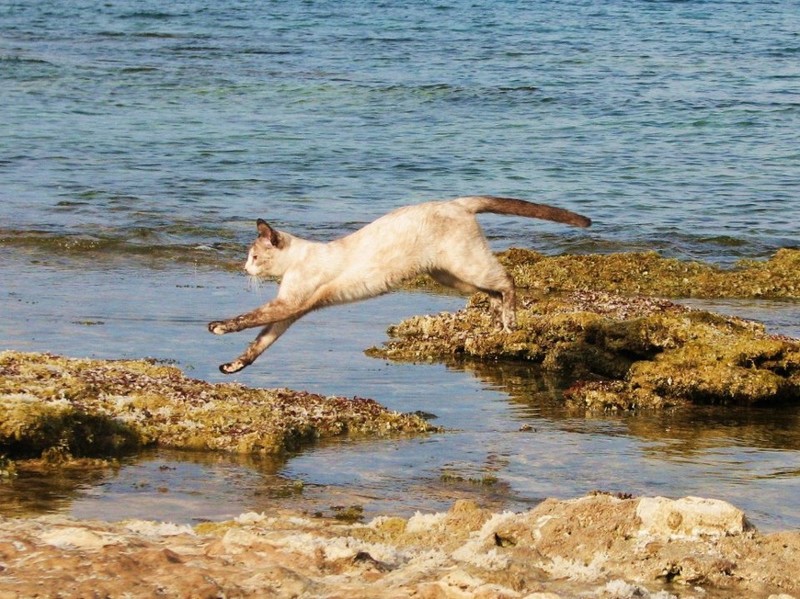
left=208, top=195, right=591, bottom=373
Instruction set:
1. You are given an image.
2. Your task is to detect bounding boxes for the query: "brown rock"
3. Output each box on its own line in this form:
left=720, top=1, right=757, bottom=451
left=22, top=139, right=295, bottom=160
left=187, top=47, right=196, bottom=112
left=0, top=495, right=798, bottom=598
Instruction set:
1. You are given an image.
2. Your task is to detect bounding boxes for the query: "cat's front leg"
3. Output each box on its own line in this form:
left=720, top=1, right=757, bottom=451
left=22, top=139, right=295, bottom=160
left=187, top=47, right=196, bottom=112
left=216, top=319, right=297, bottom=374
left=208, top=319, right=238, bottom=335
left=207, top=309, right=272, bottom=334
left=208, top=296, right=315, bottom=335
left=208, top=313, right=272, bottom=335
left=219, top=359, right=247, bottom=374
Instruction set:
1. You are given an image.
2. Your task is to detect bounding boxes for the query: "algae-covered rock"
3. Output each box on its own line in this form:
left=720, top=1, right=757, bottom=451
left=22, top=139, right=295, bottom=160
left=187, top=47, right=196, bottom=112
left=369, top=290, right=800, bottom=409
left=406, top=248, right=800, bottom=299
left=500, top=248, right=800, bottom=299
left=0, top=351, right=436, bottom=463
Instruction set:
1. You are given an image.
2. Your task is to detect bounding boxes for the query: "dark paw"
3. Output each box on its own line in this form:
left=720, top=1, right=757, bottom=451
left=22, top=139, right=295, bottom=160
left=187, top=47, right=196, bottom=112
left=208, top=321, right=229, bottom=335
left=219, top=360, right=245, bottom=374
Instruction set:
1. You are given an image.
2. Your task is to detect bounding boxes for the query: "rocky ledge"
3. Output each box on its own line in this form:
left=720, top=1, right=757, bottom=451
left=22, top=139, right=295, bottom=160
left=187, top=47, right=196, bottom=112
left=0, top=493, right=797, bottom=598
left=0, top=350, right=435, bottom=471
left=373, top=249, right=800, bottom=411
left=405, top=248, right=800, bottom=299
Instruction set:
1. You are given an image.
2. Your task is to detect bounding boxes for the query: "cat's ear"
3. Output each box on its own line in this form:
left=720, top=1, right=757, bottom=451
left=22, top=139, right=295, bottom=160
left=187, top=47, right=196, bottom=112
left=256, top=219, right=281, bottom=247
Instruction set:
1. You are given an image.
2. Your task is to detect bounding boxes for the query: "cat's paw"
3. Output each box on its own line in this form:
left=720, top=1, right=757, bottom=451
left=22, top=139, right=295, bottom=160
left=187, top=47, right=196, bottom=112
left=219, top=360, right=245, bottom=374
left=208, top=321, right=229, bottom=335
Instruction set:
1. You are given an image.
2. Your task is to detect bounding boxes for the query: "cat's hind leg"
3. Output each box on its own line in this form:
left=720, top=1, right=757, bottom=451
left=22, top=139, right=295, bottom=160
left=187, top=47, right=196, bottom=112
left=432, top=256, right=516, bottom=331
left=219, top=317, right=296, bottom=374
left=430, top=268, right=511, bottom=330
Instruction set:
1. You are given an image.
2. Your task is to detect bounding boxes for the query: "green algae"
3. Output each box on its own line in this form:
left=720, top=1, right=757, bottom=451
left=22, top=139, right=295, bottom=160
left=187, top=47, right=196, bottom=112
left=331, top=504, right=365, bottom=523
left=0, top=351, right=437, bottom=465
left=368, top=290, right=800, bottom=410
left=404, top=248, right=800, bottom=299
left=440, top=471, right=499, bottom=486
left=502, top=248, right=800, bottom=299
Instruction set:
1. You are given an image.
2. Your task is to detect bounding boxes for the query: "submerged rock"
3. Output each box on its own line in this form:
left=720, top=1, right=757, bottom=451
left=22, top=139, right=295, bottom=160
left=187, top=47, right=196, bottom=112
left=0, top=351, right=436, bottom=465
left=0, top=494, right=797, bottom=598
left=369, top=290, right=800, bottom=409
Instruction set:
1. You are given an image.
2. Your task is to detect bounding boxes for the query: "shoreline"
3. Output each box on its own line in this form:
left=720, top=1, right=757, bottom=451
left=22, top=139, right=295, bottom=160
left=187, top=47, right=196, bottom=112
left=2, top=249, right=799, bottom=597
left=1, top=493, right=797, bottom=598
left=2, top=346, right=799, bottom=598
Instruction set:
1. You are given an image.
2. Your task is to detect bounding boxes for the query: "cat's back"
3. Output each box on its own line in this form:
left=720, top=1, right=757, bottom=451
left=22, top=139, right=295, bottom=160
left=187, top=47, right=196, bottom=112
left=322, top=200, right=473, bottom=291
left=347, top=199, right=469, bottom=244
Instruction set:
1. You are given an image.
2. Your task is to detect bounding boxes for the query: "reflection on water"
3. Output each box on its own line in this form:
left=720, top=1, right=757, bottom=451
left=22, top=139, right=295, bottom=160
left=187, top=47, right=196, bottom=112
left=2, top=450, right=289, bottom=523
left=69, top=450, right=293, bottom=524
left=2, top=260, right=799, bottom=530
left=0, top=466, right=113, bottom=517
left=463, top=357, right=800, bottom=455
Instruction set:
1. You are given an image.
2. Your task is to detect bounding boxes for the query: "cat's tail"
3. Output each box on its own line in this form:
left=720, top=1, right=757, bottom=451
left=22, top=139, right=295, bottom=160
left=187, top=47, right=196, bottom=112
left=454, top=195, right=591, bottom=228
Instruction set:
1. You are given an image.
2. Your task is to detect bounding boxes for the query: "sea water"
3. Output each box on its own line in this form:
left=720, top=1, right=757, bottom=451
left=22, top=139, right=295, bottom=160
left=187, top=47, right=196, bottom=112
left=1, top=0, right=799, bottom=529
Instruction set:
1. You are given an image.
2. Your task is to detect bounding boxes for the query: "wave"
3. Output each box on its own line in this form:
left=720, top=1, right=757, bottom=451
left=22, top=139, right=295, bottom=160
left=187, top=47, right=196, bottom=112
left=1, top=224, right=790, bottom=274
left=118, top=10, right=188, bottom=20
left=0, top=54, right=56, bottom=66
left=0, top=229, right=243, bottom=271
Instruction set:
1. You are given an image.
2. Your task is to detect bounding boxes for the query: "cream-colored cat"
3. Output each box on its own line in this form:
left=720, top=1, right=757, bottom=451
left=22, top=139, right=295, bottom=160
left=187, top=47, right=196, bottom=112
left=209, top=196, right=591, bottom=373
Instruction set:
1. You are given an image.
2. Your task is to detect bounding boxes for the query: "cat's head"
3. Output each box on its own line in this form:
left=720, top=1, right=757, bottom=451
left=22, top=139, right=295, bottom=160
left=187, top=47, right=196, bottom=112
left=245, top=219, right=289, bottom=277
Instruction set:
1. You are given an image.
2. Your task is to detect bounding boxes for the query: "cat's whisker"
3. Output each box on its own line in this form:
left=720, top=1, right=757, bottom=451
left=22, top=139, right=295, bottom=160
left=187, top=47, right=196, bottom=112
left=247, top=275, right=265, bottom=298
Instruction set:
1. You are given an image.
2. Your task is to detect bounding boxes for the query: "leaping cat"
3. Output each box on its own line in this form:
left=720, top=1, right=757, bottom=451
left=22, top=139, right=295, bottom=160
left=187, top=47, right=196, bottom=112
left=209, top=196, right=591, bottom=373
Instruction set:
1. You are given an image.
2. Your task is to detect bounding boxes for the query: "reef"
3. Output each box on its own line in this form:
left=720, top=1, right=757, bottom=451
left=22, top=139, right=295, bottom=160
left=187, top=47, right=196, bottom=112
left=0, top=351, right=436, bottom=467
left=369, top=288, right=800, bottom=410
left=0, top=494, right=798, bottom=598
left=406, top=248, right=800, bottom=299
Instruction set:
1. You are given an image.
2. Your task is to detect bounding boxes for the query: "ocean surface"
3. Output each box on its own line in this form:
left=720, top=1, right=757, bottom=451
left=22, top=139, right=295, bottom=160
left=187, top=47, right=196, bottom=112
left=1, top=0, right=799, bottom=529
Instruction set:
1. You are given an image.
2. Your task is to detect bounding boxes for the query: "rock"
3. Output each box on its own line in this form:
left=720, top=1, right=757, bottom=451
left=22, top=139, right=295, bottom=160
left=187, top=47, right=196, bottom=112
left=636, top=496, right=752, bottom=539
left=0, top=494, right=798, bottom=598
left=498, top=248, right=800, bottom=300
left=0, top=351, right=437, bottom=471
left=39, top=526, right=123, bottom=550
left=369, top=290, right=800, bottom=409
left=382, top=250, right=800, bottom=409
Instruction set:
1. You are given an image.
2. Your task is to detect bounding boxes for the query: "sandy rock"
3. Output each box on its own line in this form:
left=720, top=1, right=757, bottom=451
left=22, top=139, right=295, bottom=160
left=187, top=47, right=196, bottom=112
left=39, top=526, right=124, bottom=550
left=636, top=496, right=752, bottom=539
left=1, top=494, right=798, bottom=598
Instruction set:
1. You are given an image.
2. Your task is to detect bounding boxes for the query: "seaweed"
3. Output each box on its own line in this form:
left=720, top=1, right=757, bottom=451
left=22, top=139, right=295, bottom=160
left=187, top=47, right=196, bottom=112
left=369, top=289, right=800, bottom=409
left=0, top=351, right=437, bottom=466
left=405, top=248, right=800, bottom=299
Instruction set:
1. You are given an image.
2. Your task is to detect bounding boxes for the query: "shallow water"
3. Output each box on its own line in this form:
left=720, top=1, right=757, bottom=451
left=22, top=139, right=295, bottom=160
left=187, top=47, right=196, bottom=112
left=1, top=0, right=799, bottom=530
left=2, top=257, right=799, bottom=530
left=2, top=0, right=799, bottom=264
